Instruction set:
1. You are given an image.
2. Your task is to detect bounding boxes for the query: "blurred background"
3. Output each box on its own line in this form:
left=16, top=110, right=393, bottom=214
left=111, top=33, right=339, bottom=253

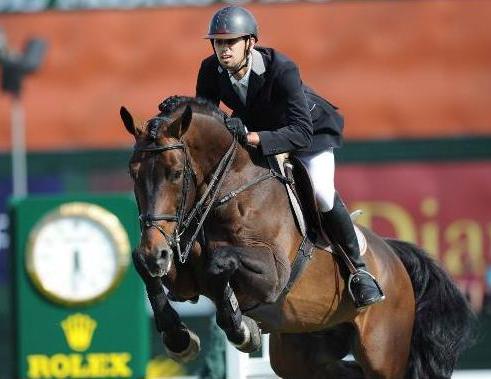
left=0, top=0, right=490, bottom=378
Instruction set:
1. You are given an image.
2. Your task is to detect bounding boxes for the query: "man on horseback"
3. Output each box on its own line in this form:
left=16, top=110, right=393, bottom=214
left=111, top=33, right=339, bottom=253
left=196, top=6, right=384, bottom=309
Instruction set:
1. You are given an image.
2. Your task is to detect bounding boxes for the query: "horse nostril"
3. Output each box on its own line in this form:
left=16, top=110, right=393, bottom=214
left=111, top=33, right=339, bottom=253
left=160, top=249, right=168, bottom=260
left=159, top=248, right=173, bottom=262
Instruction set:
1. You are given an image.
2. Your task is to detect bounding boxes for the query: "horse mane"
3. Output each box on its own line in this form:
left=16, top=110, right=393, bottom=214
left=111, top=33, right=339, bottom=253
left=142, top=95, right=226, bottom=139
left=158, top=95, right=226, bottom=123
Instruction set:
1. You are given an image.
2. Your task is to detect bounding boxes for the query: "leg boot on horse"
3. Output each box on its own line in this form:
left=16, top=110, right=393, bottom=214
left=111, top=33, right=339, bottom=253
left=132, top=251, right=200, bottom=363
left=320, top=192, right=384, bottom=309
left=207, top=246, right=262, bottom=353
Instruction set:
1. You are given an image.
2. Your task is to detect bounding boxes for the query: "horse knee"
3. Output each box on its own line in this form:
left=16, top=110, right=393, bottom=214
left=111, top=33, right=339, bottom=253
left=207, top=247, right=240, bottom=278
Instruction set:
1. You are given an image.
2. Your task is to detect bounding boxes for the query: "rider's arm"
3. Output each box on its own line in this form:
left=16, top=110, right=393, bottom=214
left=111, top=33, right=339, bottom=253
left=196, top=58, right=220, bottom=106
left=257, top=62, right=313, bottom=155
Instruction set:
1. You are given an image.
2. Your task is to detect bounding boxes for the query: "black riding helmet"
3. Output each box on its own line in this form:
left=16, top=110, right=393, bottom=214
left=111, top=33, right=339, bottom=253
left=205, top=6, right=258, bottom=41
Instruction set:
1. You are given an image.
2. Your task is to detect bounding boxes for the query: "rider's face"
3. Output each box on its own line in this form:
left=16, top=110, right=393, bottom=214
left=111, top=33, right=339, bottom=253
left=213, top=37, right=249, bottom=70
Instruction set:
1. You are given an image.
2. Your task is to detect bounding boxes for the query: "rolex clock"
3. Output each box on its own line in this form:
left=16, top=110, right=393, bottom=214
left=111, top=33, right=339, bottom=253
left=25, top=201, right=131, bottom=306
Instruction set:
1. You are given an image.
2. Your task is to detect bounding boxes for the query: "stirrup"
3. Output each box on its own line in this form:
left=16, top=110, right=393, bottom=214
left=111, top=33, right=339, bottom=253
left=347, top=269, right=385, bottom=309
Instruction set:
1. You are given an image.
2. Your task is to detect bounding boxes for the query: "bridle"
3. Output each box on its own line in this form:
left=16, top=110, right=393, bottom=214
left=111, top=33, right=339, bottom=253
left=134, top=127, right=238, bottom=264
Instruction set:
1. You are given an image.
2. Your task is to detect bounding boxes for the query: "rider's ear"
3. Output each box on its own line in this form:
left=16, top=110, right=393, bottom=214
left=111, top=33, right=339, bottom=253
left=120, top=106, right=136, bottom=136
left=168, top=105, right=192, bottom=138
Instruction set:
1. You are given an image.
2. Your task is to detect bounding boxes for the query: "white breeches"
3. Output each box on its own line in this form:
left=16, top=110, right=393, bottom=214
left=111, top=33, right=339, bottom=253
left=295, top=148, right=336, bottom=212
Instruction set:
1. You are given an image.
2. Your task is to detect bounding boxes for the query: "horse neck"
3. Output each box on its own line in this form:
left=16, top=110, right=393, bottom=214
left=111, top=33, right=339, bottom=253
left=186, top=114, right=301, bottom=252
left=185, top=113, right=254, bottom=183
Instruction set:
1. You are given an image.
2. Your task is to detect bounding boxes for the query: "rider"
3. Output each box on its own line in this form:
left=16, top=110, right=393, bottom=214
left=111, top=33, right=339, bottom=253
left=196, top=6, right=384, bottom=309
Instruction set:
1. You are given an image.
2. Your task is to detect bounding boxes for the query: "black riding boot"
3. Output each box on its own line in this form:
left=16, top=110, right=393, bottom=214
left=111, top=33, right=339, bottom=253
left=321, top=192, right=384, bottom=309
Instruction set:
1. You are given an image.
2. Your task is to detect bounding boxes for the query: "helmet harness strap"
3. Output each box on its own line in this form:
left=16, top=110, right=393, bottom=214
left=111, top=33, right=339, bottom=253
left=228, top=37, right=251, bottom=76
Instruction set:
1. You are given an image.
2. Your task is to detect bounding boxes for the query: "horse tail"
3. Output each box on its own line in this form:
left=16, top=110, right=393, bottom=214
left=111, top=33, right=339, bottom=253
left=384, top=238, right=477, bottom=379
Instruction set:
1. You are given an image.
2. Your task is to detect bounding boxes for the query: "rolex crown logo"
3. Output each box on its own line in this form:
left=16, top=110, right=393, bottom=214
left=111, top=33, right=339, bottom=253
left=61, top=313, right=97, bottom=352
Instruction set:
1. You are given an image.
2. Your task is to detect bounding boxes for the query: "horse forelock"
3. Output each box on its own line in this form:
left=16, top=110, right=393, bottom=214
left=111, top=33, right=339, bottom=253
left=145, top=116, right=171, bottom=139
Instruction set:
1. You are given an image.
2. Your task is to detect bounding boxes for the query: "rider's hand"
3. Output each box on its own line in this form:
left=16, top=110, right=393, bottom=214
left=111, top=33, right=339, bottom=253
left=225, top=117, right=248, bottom=145
left=246, top=132, right=260, bottom=146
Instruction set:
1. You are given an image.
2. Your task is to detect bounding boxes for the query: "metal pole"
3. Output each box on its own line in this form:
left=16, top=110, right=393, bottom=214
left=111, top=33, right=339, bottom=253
left=11, top=96, right=27, bottom=198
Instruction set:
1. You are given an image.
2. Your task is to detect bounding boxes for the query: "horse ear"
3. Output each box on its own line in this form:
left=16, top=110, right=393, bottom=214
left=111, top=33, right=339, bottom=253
left=120, top=106, right=136, bottom=136
left=168, top=105, right=193, bottom=138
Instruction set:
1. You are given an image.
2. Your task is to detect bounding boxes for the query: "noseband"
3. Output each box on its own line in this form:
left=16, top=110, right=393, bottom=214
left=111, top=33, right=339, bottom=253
left=134, top=136, right=238, bottom=264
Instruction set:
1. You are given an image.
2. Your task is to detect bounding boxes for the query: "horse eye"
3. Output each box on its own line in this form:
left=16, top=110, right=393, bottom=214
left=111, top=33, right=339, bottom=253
left=173, top=170, right=183, bottom=180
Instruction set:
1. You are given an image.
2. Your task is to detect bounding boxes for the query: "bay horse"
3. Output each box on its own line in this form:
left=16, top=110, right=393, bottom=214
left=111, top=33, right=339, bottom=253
left=121, top=96, right=475, bottom=379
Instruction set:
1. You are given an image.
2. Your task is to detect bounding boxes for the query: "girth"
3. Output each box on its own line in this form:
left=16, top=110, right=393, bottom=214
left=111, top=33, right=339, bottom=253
left=282, top=235, right=315, bottom=295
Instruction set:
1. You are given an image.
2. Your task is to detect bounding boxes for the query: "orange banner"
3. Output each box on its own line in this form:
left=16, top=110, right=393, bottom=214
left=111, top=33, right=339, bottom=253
left=1, top=1, right=490, bottom=150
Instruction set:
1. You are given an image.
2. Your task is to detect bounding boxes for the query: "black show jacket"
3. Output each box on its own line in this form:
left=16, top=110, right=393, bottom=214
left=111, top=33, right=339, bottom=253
left=196, top=47, right=344, bottom=156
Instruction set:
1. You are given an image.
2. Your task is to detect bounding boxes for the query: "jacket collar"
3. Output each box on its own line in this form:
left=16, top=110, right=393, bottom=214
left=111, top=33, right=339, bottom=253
left=246, top=49, right=266, bottom=106
left=250, top=48, right=266, bottom=75
left=217, top=48, right=267, bottom=108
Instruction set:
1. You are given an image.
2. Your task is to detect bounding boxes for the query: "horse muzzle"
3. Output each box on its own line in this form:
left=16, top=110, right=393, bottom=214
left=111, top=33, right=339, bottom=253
left=152, top=246, right=174, bottom=277
left=134, top=246, right=174, bottom=278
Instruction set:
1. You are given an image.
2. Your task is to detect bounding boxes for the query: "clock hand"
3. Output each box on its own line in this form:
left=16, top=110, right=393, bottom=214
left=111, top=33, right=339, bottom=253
left=72, top=249, right=80, bottom=292
left=74, top=250, right=80, bottom=274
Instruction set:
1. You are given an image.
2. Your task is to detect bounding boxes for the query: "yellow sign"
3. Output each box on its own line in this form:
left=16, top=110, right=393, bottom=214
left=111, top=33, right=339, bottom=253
left=146, top=356, right=184, bottom=378
left=26, top=313, right=133, bottom=378
left=27, top=353, right=132, bottom=378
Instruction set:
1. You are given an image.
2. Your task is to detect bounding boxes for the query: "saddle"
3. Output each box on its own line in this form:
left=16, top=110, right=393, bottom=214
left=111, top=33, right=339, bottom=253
left=269, top=154, right=366, bottom=255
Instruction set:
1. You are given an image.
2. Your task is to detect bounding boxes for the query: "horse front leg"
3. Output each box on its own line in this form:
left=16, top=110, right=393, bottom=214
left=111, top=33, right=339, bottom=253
left=132, top=251, right=200, bottom=362
left=207, top=247, right=261, bottom=353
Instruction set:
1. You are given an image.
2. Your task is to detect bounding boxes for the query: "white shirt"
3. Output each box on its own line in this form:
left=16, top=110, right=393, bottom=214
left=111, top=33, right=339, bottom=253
left=229, top=54, right=253, bottom=105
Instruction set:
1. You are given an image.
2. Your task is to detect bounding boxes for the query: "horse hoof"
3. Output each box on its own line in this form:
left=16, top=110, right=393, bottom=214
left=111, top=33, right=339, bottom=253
left=233, top=316, right=261, bottom=353
left=165, top=330, right=201, bottom=363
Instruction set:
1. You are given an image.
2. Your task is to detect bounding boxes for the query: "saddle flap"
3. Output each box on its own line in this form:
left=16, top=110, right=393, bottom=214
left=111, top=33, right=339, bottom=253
left=274, top=154, right=367, bottom=256
left=288, top=155, right=326, bottom=243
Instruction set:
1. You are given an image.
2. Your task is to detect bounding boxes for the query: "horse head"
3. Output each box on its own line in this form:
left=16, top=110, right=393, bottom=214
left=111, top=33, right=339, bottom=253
left=121, top=96, right=235, bottom=278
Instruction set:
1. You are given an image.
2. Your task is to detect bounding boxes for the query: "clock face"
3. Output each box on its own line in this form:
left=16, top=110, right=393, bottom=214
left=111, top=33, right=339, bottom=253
left=26, top=202, right=131, bottom=306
